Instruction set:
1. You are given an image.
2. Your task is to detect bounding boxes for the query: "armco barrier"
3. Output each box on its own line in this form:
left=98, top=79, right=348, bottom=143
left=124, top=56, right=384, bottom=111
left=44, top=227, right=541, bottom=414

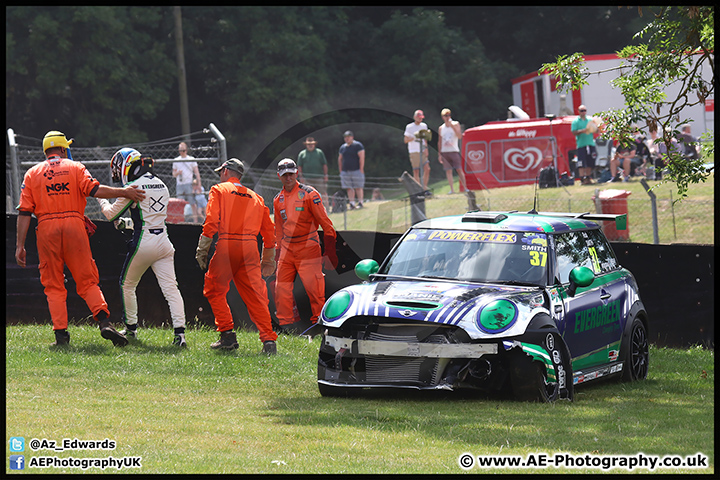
left=5, top=215, right=714, bottom=348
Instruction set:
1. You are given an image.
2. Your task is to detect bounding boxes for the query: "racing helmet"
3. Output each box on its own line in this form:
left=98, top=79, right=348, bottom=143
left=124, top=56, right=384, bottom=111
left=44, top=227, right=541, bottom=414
left=277, top=158, right=298, bottom=177
left=111, top=148, right=154, bottom=185
left=43, top=131, right=73, bottom=156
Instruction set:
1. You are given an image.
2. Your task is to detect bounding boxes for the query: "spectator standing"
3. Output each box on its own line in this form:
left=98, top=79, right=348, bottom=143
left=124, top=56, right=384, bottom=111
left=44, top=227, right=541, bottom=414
left=172, top=141, right=202, bottom=223
left=15, top=131, right=145, bottom=347
left=571, top=105, right=597, bottom=185
left=297, top=137, right=329, bottom=208
left=404, top=110, right=431, bottom=190
left=195, top=158, right=278, bottom=354
left=273, top=159, right=337, bottom=333
left=338, top=130, right=365, bottom=209
left=437, top=108, right=467, bottom=194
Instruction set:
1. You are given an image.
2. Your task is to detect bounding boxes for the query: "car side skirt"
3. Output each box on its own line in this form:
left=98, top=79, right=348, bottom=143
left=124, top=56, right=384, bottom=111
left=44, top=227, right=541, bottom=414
left=573, top=361, right=625, bottom=385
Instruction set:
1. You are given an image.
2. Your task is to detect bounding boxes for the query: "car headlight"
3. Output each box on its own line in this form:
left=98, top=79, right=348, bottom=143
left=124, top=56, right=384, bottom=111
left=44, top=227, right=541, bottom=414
left=323, top=291, right=353, bottom=322
left=476, top=299, right=518, bottom=334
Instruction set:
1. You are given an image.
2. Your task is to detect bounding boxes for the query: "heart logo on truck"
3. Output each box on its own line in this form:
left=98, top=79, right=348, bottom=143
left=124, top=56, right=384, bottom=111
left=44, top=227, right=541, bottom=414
left=467, top=150, right=485, bottom=163
left=504, top=147, right=543, bottom=172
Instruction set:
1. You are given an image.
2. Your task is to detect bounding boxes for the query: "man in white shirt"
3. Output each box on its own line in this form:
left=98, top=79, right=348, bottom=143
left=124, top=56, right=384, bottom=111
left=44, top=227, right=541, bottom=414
left=403, top=109, right=431, bottom=190
left=438, top=108, right=467, bottom=194
left=172, top=141, right=202, bottom=222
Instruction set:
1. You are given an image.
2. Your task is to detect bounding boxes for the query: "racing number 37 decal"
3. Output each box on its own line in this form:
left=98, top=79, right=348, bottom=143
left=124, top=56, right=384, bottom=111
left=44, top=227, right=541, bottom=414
left=529, top=251, right=547, bottom=266
left=522, top=233, right=548, bottom=267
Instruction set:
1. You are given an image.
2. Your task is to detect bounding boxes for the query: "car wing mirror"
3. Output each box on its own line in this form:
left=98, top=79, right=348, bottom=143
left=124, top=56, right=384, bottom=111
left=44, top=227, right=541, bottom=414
left=355, top=259, right=379, bottom=281
left=568, top=266, right=594, bottom=297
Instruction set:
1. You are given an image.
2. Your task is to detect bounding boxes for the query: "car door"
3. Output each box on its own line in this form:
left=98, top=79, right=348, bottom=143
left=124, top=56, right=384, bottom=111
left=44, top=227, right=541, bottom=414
left=553, top=229, right=627, bottom=370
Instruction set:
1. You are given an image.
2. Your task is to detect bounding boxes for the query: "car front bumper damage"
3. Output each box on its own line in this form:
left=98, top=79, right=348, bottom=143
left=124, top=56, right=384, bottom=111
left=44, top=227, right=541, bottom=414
left=319, top=332, right=511, bottom=393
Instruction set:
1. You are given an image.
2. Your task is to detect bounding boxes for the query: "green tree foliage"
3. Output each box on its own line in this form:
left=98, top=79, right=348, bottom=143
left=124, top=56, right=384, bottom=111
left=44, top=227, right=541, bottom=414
left=371, top=8, right=511, bottom=123
left=6, top=6, right=176, bottom=145
left=173, top=7, right=512, bottom=177
left=452, top=6, right=647, bottom=74
left=542, top=6, right=714, bottom=200
left=6, top=6, right=655, bottom=182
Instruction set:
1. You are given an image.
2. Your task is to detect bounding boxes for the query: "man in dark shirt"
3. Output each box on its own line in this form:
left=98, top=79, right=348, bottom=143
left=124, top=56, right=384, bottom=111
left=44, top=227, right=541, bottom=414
left=337, top=130, right=365, bottom=209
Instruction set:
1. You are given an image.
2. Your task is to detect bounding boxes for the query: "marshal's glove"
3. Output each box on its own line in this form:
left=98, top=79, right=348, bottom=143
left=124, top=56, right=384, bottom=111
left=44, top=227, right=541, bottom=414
left=260, top=246, right=276, bottom=278
left=196, top=235, right=213, bottom=270
left=83, top=215, right=97, bottom=237
left=323, top=234, right=338, bottom=270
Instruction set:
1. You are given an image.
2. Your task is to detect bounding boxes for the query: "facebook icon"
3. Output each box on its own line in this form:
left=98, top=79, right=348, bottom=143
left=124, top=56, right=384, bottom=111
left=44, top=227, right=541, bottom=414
left=10, top=455, right=25, bottom=470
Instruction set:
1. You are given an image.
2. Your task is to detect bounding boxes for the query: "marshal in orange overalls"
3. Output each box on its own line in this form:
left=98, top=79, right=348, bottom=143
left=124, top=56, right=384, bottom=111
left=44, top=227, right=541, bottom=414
left=16, top=155, right=109, bottom=330
left=201, top=175, right=278, bottom=343
left=273, top=182, right=336, bottom=326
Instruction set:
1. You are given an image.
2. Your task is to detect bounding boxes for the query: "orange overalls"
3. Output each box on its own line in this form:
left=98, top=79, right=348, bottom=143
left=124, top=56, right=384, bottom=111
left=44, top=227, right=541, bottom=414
left=202, top=176, right=278, bottom=343
left=17, top=155, right=109, bottom=330
left=273, top=182, right=336, bottom=325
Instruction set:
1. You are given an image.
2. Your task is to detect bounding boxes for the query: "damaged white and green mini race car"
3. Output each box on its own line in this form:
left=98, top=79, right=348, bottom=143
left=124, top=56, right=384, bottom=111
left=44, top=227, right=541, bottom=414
left=317, top=210, right=649, bottom=402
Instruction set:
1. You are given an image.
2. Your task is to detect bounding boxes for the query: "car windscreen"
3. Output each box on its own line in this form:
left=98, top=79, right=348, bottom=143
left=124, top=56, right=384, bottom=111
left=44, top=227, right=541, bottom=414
left=381, top=228, right=548, bottom=286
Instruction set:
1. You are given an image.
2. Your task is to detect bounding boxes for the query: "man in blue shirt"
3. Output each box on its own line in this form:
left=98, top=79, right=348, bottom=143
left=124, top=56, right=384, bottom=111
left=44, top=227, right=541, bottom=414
left=338, top=130, right=365, bottom=209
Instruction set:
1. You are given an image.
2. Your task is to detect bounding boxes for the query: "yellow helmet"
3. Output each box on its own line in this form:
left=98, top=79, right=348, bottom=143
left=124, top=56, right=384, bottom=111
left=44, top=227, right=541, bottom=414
left=43, top=131, right=73, bottom=154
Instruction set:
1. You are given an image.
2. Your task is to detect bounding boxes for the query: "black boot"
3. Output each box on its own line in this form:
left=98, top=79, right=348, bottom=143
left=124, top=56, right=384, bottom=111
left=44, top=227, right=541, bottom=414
left=261, top=340, right=277, bottom=355
left=97, top=311, right=128, bottom=347
left=52, top=329, right=70, bottom=347
left=210, top=330, right=239, bottom=350
left=277, top=320, right=307, bottom=335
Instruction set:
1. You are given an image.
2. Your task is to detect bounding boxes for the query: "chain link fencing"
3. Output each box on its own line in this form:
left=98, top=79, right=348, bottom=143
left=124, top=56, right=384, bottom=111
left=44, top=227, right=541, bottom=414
left=5, top=124, right=409, bottom=224
left=6, top=125, right=227, bottom=222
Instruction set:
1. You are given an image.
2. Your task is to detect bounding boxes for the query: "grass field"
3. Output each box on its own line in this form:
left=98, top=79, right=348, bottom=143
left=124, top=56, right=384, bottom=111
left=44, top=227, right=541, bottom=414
left=5, top=323, right=714, bottom=474
left=330, top=172, right=714, bottom=245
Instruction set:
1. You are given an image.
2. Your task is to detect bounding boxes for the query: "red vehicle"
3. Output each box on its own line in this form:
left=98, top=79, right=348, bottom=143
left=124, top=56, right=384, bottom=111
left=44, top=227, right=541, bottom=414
left=462, top=116, right=578, bottom=190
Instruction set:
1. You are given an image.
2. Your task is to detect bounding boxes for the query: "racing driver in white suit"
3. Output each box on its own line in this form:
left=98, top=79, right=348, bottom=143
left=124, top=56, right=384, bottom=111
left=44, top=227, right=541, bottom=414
left=99, top=148, right=187, bottom=347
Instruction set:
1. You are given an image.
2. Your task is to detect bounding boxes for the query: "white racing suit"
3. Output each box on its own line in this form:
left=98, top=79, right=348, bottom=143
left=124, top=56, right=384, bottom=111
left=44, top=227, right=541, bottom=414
left=99, top=173, right=186, bottom=330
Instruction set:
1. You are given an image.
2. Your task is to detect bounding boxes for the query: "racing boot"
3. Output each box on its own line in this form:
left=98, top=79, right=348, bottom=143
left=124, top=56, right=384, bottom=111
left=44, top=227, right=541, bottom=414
left=173, top=327, right=187, bottom=348
left=173, top=333, right=187, bottom=348
left=97, top=312, right=129, bottom=347
left=120, top=323, right=138, bottom=341
left=52, top=329, right=70, bottom=347
left=211, top=330, right=239, bottom=350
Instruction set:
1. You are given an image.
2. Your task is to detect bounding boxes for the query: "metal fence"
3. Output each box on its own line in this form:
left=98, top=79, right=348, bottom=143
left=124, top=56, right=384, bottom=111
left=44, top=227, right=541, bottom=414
left=6, top=124, right=227, bottom=221
left=5, top=124, right=410, bottom=224
left=248, top=170, right=410, bottom=220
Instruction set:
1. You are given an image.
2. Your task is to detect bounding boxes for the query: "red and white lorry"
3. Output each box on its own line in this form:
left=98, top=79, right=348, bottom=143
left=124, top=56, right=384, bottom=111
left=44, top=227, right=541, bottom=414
left=461, top=53, right=713, bottom=191
left=463, top=115, right=578, bottom=190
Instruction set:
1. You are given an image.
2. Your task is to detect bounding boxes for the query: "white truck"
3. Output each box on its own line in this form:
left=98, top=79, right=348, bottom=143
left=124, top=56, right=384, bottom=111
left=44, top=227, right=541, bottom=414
left=511, top=53, right=714, bottom=137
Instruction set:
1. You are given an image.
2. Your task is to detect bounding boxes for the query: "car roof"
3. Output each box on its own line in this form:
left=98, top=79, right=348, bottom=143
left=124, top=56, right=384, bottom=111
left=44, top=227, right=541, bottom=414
left=412, top=211, right=604, bottom=234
